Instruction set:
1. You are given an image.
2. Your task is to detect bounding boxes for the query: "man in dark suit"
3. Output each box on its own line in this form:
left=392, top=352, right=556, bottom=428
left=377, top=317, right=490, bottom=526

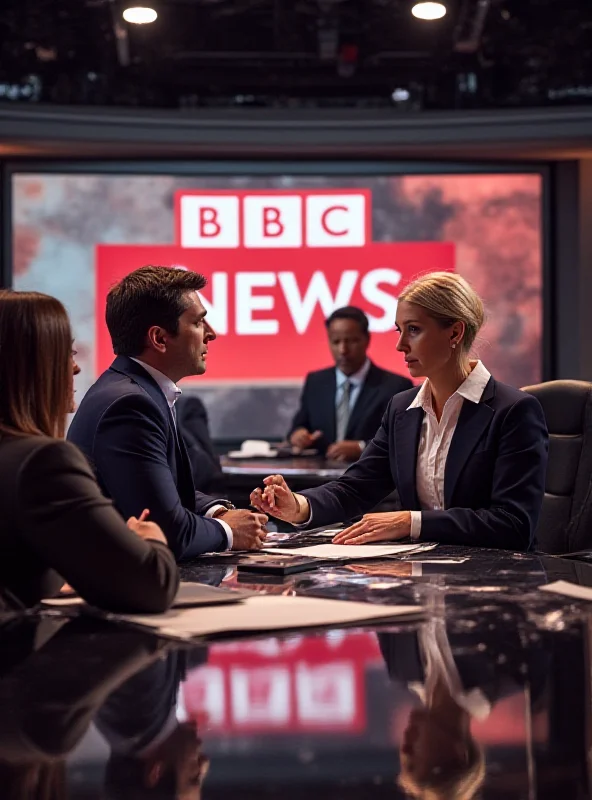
left=289, top=306, right=412, bottom=462
left=68, top=266, right=267, bottom=560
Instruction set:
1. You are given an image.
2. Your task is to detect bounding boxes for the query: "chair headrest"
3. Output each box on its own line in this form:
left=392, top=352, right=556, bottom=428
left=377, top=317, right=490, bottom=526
left=522, top=380, right=592, bottom=435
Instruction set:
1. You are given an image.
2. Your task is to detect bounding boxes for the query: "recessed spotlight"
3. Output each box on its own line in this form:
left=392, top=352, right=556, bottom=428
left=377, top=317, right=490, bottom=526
left=412, top=2, right=447, bottom=20
left=123, top=6, right=157, bottom=24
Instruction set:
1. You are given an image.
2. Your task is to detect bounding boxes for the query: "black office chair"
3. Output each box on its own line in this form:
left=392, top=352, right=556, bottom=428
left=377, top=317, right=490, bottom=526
left=523, top=380, right=592, bottom=554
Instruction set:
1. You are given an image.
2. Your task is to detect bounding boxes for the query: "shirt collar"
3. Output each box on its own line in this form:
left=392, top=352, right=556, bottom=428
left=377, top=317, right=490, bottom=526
left=336, top=358, right=371, bottom=388
left=130, top=358, right=182, bottom=410
left=406, top=360, right=491, bottom=412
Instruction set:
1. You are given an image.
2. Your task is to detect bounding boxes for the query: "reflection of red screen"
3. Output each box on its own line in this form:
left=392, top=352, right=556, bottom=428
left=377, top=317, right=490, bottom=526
left=182, top=632, right=382, bottom=734
left=95, top=189, right=454, bottom=382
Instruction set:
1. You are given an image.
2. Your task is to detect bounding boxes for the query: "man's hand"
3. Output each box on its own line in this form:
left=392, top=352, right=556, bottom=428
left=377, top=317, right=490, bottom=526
left=326, top=440, right=363, bottom=462
left=332, top=512, right=412, bottom=544
left=127, top=508, right=168, bottom=545
left=250, top=475, right=309, bottom=523
left=218, top=509, right=269, bottom=551
left=289, top=428, right=322, bottom=451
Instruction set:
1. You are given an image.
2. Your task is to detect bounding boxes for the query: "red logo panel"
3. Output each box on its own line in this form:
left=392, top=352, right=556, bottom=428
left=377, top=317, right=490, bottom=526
left=96, top=190, right=454, bottom=382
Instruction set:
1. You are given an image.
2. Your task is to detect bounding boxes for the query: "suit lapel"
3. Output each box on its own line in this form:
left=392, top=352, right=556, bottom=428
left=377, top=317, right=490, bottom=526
left=110, top=356, right=170, bottom=417
left=346, top=363, right=381, bottom=438
left=444, top=379, right=495, bottom=506
left=319, top=370, right=337, bottom=443
left=109, top=357, right=196, bottom=499
left=394, top=407, right=423, bottom=509
left=174, top=422, right=197, bottom=501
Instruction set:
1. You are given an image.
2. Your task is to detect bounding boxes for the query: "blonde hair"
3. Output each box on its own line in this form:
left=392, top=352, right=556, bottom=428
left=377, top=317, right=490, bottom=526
left=399, top=738, right=486, bottom=800
left=399, top=272, right=485, bottom=354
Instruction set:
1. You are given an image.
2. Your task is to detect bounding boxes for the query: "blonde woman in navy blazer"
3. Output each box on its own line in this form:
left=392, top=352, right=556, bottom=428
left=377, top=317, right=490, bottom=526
left=251, top=272, right=549, bottom=551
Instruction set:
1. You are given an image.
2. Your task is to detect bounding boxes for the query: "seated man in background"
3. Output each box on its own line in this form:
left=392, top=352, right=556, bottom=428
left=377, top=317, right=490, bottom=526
left=288, top=306, right=413, bottom=461
left=176, top=393, right=226, bottom=496
left=68, top=266, right=267, bottom=560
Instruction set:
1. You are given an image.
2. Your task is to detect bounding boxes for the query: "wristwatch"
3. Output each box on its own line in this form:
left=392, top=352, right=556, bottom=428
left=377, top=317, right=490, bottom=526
left=212, top=502, right=236, bottom=518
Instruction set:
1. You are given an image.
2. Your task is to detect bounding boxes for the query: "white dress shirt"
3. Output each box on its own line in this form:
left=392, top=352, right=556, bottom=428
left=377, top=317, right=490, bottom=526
left=407, top=360, right=491, bottom=540
left=408, top=617, right=491, bottom=721
left=131, top=358, right=233, bottom=549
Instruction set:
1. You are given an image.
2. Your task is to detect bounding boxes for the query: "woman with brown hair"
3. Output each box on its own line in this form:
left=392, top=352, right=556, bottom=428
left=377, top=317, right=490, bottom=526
left=0, top=290, right=179, bottom=612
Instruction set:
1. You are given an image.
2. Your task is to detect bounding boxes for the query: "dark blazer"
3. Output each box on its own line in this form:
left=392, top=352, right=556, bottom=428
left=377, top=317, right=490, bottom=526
left=300, top=378, right=549, bottom=551
left=68, top=356, right=229, bottom=560
left=96, top=645, right=208, bottom=791
left=0, top=617, right=167, bottom=763
left=289, top=362, right=413, bottom=454
left=95, top=650, right=185, bottom=754
left=0, top=435, right=178, bottom=612
left=176, top=395, right=226, bottom=496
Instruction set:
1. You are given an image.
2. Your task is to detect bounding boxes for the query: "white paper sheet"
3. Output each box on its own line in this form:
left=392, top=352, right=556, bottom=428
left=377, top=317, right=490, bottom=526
left=540, top=580, right=592, bottom=602
left=112, top=594, right=423, bottom=640
left=42, top=596, right=84, bottom=607
left=411, top=557, right=470, bottom=564
left=262, top=543, right=436, bottom=560
left=42, top=582, right=251, bottom=609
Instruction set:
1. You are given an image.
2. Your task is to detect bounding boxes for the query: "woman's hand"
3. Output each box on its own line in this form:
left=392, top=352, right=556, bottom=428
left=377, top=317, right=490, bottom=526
left=332, top=511, right=412, bottom=545
left=250, top=475, right=308, bottom=523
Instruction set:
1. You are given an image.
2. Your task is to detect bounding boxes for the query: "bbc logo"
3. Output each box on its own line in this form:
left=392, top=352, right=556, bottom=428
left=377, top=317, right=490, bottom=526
left=177, top=190, right=369, bottom=249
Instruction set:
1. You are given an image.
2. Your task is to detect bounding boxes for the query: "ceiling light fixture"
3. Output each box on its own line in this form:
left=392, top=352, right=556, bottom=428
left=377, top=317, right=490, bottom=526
left=411, top=2, right=447, bottom=20
left=122, top=6, right=157, bottom=24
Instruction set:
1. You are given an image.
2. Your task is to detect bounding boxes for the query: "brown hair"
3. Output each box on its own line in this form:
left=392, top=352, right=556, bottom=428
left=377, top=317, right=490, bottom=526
left=399, top=272, right=485, bottom=354
left=106, top=266, right=207, bottom=357
left=0, top=291, right=72, bottom=439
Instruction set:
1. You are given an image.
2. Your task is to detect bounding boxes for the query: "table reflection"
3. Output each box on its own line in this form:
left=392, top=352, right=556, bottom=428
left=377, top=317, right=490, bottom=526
left=0, top=587, right=588, bottom=798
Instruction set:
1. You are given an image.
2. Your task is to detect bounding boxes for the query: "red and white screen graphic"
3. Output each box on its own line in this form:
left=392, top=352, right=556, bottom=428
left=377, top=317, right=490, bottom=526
left=96, top=189, right=454, bottom=381
left=182, top=631, right=383, bottom=734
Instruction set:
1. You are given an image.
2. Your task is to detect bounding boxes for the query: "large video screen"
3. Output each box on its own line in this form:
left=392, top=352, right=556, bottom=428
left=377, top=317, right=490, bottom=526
left=10, top=169, right=543, bottom=439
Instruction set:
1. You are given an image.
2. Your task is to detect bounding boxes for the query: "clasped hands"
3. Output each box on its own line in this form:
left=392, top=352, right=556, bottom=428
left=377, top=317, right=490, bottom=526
left=127, top=507, right=269, bottom=552
left=289, top=428, right=362, bottom=462
left=213, top=508, right=269, bottom=551
left=250, top=474, right=411, bottom=544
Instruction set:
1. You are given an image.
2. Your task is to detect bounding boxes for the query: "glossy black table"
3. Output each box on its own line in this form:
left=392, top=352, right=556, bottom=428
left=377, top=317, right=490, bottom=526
left=2, top=545, right=592, bottom=798
left=220, top=456, right=346, bottom=507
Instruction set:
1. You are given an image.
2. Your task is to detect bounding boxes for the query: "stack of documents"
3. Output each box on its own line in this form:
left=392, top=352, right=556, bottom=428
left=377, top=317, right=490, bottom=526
left=109, top=594, right=424, bottom=641
left=43, top=582, right=423, bottom=641
left=540, top=580, right=592, bottom=601
left=43, top=582, right=251, bottom=609
left=262, top=542, right=437, bottom=560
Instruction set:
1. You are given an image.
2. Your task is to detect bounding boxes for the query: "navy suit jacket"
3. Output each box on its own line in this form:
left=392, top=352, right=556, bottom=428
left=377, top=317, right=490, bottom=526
left=289, top=362, right=413, bottom=454
left=300, top=378, right=549, bottom=551
left=67, top=356, right=228, bottom=560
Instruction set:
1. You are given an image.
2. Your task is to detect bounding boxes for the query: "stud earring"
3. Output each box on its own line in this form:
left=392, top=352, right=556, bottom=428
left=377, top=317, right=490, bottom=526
left=451, top=343, right=457, bottom=350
